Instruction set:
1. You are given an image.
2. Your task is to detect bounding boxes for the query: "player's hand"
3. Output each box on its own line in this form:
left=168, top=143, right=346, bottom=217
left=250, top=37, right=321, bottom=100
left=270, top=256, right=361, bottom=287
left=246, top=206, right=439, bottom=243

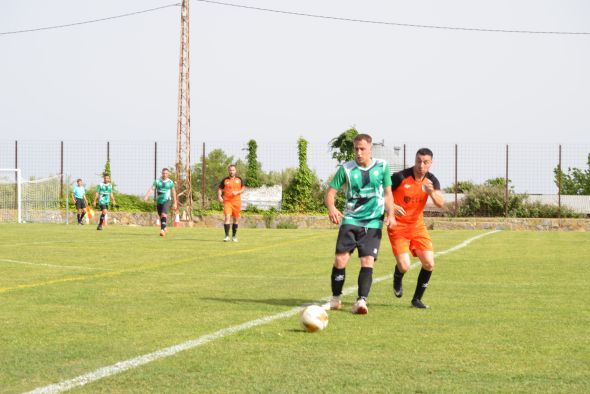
left=393, top=204, right=406, bottom=216
left=422, top=179, right=434, bottom=195
left=218, top=196, right=223, bottom=203
left=328, top=206, right=343, bottom=225
left=384, top=215, right=397, bottom=229
left=143, top=196, right=149, bottom=202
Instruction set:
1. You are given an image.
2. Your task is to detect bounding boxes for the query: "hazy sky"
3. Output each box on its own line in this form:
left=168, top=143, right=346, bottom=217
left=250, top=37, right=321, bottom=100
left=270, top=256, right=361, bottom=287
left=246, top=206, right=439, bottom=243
left=1, top=0, right=589, bottom=145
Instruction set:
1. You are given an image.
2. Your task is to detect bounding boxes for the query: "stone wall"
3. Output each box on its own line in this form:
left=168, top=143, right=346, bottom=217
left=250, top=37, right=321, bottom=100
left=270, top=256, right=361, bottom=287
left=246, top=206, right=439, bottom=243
left=67, top=212, right=590, bottom=231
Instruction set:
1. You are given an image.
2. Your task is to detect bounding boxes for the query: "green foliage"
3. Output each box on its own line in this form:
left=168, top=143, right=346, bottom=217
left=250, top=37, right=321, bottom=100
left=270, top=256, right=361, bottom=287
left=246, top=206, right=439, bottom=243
left=245, top=139, right=262, bottom=187
left=511, top=200, right=581, bottom=218
left=457, top=182, right=523, bottom=217
left=554, top=153, right=590, bottom=195
left=262, top=207, right=278, bottom=228
left=456, top=178, right=581, bottom=218
left=283, top=138, right=323, bottom=212
left=444, top=180, right=475, bottom=193
left=102, top=160, right=111, bottom=178
left=329, top=127, right=358, bottom=163
left=276, top=219, right=298, bottom=229
left=261, top=168, right=297, bottom=188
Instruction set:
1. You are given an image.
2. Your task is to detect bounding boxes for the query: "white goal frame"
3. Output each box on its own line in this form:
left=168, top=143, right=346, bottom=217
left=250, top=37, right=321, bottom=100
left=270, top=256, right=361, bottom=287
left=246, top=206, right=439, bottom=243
left=0, top=168, right=22, bottom=223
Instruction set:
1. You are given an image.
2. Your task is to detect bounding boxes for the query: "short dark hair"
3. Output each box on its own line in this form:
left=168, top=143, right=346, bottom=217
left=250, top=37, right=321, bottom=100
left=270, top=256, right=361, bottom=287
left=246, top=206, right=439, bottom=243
left=228, top=164, right=236, bottom=169
left=353, top=134, right=372, bottom=144
left=76, top=178, right=82, bottom=182
left=103, top=173, right=109, bottom=177
left=416, top=148, right=433, bottom=158
left=161, top=167, right=169, bottom=172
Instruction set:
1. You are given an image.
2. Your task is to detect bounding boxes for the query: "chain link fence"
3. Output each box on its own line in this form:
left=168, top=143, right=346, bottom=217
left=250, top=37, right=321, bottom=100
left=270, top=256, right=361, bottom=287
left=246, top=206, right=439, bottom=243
left=1, top=140, right=589, bottom=219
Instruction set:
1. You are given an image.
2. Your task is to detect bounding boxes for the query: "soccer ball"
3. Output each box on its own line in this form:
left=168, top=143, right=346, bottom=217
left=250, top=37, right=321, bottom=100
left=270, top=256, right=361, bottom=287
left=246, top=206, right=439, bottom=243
left=300, top=305, right=329, bottom=332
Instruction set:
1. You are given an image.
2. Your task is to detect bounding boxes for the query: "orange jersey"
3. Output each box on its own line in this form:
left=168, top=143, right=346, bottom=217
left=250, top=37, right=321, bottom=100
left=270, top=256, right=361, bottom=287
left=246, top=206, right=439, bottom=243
left=219, top=176, right=244, bottom=202
left=391, top=168, right=440, bottom=227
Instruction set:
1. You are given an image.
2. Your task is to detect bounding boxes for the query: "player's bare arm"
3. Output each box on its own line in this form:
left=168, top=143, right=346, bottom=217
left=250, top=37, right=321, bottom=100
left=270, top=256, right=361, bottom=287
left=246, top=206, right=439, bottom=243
left=383, top=186, right=397, bottom=229
left=93, top=192, right=98, bottom=207
left=217, top=187, right=223, bottom=203
left=325, top=187, right=342, bottom=225
left=143, top=186, right=155, bottom=202
left=233, top=185, right=245, bottom=196
left=423, top=179, right=445, bottom=208
left=110, top=193, right=116, bottom=206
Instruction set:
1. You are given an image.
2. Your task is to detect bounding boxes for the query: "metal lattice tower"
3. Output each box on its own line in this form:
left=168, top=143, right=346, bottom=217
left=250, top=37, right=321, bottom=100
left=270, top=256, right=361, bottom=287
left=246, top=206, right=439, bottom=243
left=175, top=0, right=192, bottom=221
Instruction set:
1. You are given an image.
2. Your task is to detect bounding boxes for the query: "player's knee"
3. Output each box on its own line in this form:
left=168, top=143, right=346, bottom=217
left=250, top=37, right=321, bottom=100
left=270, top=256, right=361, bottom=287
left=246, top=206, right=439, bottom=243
left=334, top=254, right=349, bottom=269
left=422, top=260, right=435, bottom=271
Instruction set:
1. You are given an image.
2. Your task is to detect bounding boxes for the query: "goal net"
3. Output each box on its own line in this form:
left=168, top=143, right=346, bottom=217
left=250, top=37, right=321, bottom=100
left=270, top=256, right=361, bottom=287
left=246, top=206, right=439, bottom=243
left=0, top=170, right=63, bottom=223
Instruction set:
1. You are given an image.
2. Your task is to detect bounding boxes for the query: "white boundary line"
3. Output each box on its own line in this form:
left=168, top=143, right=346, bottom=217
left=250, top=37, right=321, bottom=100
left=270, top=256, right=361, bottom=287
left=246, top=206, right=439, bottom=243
left=25, top=230, right=500, bottom=394
left=0, top=258, right=110, bottom=271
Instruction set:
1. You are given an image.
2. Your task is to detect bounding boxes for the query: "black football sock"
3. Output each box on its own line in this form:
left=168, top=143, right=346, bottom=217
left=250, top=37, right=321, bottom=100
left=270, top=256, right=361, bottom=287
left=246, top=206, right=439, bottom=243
left=76, top=214, right=80, bottom=223
left=99, top=214, right=105, bottom=226
left=394, top=265, right=405, bottom=286
left=224, top=224, right=230, bottom=236
left=413, top=268, right=433, bottom=300
left=161, top=217, right=167, bottom=230
left=358, top=267, right=373, bottom=300
left=331, top=267, right=346, bottom=297
left=232, top=223, right=238, bottom=237
left=80, top=211, right=86, bottom=220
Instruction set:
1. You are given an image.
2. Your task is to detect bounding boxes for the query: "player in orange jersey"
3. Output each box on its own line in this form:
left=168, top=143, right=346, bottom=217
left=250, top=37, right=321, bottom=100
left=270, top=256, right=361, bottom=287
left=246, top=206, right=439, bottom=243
left=388, top=148, right=445, bottom=309
left=217, top=164, right=245, bottom=242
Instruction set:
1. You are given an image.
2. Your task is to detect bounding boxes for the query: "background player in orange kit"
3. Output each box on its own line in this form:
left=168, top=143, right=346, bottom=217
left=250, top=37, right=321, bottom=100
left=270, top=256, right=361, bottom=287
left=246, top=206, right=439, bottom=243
left=217, top=164, right=245, bottom=242
left=388, top=148, right=445, bottom=309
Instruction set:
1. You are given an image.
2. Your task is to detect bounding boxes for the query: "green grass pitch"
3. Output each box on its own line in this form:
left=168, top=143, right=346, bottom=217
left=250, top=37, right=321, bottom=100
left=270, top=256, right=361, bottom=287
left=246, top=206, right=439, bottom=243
left=0, top=225, right=589, bottom=393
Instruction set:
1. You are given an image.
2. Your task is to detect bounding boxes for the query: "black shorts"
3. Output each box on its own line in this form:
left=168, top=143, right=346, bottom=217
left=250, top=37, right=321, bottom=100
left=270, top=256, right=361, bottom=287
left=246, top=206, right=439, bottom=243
left=335, top=224, right=383, bottom=260
left=157, top=200, right=172, bottom=216
left=75, top=198, right=86, bottom=209
left=99, top=204, right=109, bottom=211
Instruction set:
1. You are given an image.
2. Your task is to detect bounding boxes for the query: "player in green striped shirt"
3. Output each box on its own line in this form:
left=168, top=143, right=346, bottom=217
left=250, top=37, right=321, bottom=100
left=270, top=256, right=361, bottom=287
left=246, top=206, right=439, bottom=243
left=144, top=168, right=178, bottom=237
left=325, top=134, right=397, bottom=314
left=93, top=173, right=116, bottom=231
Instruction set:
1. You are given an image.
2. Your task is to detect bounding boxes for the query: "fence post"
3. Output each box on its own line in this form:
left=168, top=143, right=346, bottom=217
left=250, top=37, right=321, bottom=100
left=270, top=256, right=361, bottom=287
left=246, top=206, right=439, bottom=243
left=505, top=144, right=509, bottom=217
left=201, top=142, right=206, bottom=209
left=454, top=143, right=458, bottom=215
left=154, top=141, right=158, bottom=200
left=403, top=144, right=406, bottom=169
left=558, top=144, right=562, bottom=219
left=107, top=141, right=110, bottom=162
left=60, top=141, right=64, bottom=198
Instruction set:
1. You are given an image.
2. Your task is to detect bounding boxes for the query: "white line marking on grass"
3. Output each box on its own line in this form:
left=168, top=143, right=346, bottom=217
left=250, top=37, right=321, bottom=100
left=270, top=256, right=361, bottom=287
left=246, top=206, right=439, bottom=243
left=25, top=230, right=500, bottom=394
left=0, top=258, right=110, bottom=271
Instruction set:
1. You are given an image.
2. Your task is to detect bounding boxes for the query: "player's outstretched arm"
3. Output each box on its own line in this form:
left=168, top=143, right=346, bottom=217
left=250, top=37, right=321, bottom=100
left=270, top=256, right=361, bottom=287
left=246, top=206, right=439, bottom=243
left=143, top=186, right=155, bottom=202
left=325, top=188, right=342, bottom=225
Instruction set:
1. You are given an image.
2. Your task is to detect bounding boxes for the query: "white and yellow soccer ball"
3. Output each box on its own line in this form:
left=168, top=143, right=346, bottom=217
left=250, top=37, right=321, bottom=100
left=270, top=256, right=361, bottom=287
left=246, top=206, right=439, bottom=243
left=300, top=305, right=329, bottom=332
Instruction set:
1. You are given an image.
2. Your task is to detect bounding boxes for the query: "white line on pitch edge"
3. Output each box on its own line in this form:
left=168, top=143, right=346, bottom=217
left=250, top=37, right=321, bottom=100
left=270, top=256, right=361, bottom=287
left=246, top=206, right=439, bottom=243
left=25, top=230, right=500, bottom=394
left=0, top=258, right=110, bottom=271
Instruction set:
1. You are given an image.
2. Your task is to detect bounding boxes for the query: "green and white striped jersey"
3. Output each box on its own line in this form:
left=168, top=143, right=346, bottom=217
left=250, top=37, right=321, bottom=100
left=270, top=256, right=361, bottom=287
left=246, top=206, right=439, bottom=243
left=329, top=158, right=391, bottom=229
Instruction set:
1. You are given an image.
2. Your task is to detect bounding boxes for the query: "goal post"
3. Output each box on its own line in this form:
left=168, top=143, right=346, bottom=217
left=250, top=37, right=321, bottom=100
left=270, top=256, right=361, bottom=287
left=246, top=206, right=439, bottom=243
left=0, top=168, right=22, bottom=223
left=0, top=170, right=63, bottom=224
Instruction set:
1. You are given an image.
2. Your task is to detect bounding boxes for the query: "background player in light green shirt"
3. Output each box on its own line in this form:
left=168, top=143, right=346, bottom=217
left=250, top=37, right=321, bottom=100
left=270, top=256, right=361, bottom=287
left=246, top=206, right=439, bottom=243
left=93, top=173, right=116, bottom=231
left=325, top=134, right=397, bottom=314
left=71, top=178, right=88, bottom=225
left=144, top=168, right=178, bottom=237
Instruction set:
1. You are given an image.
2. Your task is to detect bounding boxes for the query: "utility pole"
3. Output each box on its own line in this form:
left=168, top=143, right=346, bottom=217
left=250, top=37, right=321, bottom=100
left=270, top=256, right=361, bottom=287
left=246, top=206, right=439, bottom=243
left=175, top=0, right=192, bottom=221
